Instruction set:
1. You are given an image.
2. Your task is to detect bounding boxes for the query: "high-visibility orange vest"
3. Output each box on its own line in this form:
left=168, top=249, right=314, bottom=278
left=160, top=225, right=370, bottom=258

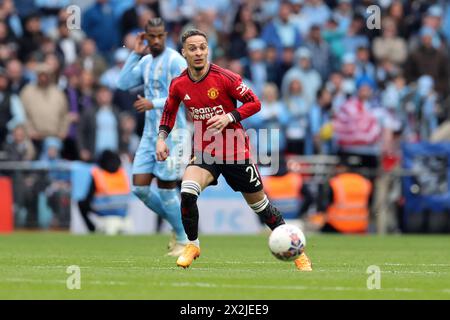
left=92, top=167, right=130, bottom=195
left=263, top=173, right=303, bottom=218
left=326, top=173, right=371, bottom=233
left=91, top=167, right=130, bottom=216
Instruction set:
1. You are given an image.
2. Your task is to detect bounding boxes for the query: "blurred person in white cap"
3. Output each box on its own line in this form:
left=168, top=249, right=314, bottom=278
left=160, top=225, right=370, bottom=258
left=408, top=5, right=446, bottom=52
left=340, top=52, right=357, bottom=96
left=281, top=46, right=322, bottom=106
left=302, top=0, right=331, bottom=28
left=332, top=0, right=353, bottom=33
left=242, top=38, right=268, bottom=98
left=289, top=0, right=312, bottom=37
left=100, top=47, right=130, bottom=90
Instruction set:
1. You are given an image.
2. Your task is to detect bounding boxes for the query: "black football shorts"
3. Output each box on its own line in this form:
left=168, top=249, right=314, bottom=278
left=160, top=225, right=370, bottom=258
left=186, top=155, right=264, bottom=193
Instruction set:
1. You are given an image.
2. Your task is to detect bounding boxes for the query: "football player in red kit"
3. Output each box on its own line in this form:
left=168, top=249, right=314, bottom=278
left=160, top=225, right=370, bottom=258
left=157, top=29, right=312, bottom=271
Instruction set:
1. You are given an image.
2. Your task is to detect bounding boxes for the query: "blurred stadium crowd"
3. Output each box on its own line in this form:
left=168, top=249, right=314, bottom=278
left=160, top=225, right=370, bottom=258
left=1, top=0, right=450, bottom=230
left=0, top=0, right=449, bottom=166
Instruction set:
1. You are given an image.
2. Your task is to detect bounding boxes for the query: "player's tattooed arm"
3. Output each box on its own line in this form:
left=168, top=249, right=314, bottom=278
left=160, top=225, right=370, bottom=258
left=156, top=131, right=170, bottom=161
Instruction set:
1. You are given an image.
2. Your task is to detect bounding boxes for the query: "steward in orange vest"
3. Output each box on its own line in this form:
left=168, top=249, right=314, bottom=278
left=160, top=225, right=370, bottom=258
left=323, top=172, right=372, bottom=233
left=78, top=150, right=130, bottom=232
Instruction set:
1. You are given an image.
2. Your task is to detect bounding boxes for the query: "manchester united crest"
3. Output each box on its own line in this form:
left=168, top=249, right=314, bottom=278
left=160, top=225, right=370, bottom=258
left=207, top=87, right=219, bottom=100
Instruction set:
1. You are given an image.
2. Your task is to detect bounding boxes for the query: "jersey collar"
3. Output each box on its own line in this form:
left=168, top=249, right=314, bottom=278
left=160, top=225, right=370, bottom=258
left=187, top=63, right=211, bottom=83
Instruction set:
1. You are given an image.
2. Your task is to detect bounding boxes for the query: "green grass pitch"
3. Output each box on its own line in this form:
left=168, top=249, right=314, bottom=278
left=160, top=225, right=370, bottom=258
left=0, top=233, right=449, bottom=299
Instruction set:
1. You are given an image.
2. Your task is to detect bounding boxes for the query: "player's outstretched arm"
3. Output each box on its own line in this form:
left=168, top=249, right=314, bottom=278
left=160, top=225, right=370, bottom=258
left=117, top=32, right=147, bottom=90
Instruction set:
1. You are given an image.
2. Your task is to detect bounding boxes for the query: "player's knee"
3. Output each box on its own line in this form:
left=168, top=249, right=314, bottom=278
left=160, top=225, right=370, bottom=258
left=132, top=185, right=148, bottom=202
left=158, top=188, right=178, bottom=206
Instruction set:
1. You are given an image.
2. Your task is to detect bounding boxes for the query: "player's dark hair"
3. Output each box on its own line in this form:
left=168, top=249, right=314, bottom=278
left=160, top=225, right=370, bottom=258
left=181, top=29, right=207, bottom=44
left=145, top=17, right=165, bottom=32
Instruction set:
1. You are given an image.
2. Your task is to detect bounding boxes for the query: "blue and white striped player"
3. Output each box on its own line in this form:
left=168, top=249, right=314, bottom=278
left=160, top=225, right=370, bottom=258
left=117, top=18, right=188, bottom=256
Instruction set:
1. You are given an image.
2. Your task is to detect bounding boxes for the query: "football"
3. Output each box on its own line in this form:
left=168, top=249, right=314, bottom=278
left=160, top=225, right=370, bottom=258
left=269, top=224, right=306, bottom=261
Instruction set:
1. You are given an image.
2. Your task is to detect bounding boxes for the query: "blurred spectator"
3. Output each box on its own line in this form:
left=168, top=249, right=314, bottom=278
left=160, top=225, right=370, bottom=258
left=325, top=71, right=348, bottom=111
left=304, top=24, right=333, bottom=81
left=333, top=78, right=382, bottom=171
left=39, top=136, right=71, bottom=229
left=160, top=0, right=195, bottom=29
left=13, top=0, right=38, bottom=19
left=290, top=0, right=312, bottom=38
left=6, top=58, right=28, bottom=94
left=78, top=69, right=97, bottom=110
left=274, top=46, right=294, bottom=88
left=0, top=66, right=26, bottom=147
left=121, top=0, right=157, bottom=37
left=282, top=47, right=322, bottom=106
left=100, top=47, right=130, bottom=90
left=310, top=87, right=334, bottom=155
left=77, top=85, right=122, bottom=162
left=77, top=38, right=108, bottom=78
left=340, top=52, right=357, bottom=96
left=341, top=14, right=369, bottom=54
left=39, top=136, right=63, bottom=161
left=2, top=124, right=36, bottom=161
left=261, top=1, right=302, bottom=58
left=228, top=3, right=260, bottom=59
left=18, top=13, right=44, bottom=62
left=386, top=0, right=410, bottom=39
left=35, top=0, right=70, bottom=36
left=55, top=19, right=79, bottom=66
left=283, top=78, right=309, bottom=155
left=408, top=4, right=447, bottom=52
left=62, top=65, right=84, bottom=160
left=302, top=0, right=331, bottom=28
left=0, top=17, right=16, bottom=45
left=82, top=0, right=120, bottom=57
left=381, top=73, right=409, bottom=132
left=0, top=0, right=23, bottom=38
left=354, top=45, right=376, bottom=82
left=322, top=17, right=345, bottom=65
left=332, top=0, right=353, bottom=33
left=243, top=38, right=268, bottom=98
left=44, top=52, right=64, bottom=85
left=20, top=63, right=69, bottom=156
left=244, top=83, right=289, bottom=158
left=372, top=17, right=408, bottom=67
left=119, top=111, right=140, bottom=161
left=401, top=75, right=439, bottom=142
left=405, top=27, right=449, bottom=97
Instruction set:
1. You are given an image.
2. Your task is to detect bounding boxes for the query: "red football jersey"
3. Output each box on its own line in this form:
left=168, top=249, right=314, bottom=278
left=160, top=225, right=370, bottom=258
left=160, top=63, right=261, bottom=161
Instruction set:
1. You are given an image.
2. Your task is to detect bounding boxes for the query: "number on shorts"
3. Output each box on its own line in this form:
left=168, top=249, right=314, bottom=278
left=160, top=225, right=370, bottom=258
left=246, top=164, right=261, bottom=187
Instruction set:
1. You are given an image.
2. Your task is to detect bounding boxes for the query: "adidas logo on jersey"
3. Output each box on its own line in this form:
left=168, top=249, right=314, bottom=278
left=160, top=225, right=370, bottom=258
left=184, top=94, right=191, bottom=101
